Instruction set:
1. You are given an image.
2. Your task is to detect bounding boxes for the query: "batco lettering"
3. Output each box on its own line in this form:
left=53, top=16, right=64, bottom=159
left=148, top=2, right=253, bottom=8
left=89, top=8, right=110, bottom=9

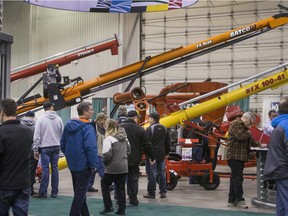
left=230, top=25, right=256, bottom=38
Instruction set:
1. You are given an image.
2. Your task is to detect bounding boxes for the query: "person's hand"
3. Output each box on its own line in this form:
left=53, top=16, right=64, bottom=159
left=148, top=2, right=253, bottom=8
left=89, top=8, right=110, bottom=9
left=90, top=167, right=97, bottom=174
left=260, top=143, right=268, bottom=148
left=34, top=152, right=39, bottom=160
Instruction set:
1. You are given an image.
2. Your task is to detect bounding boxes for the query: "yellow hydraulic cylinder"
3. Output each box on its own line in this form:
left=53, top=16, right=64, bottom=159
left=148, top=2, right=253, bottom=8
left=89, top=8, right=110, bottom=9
left=155, top=70, right=288, bottom=129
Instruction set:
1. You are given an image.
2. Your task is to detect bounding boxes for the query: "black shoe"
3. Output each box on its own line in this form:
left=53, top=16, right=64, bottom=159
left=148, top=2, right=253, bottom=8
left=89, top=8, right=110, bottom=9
left=99, top=207, right=114, bottom=215
left=160, top=193, right=167, bottom=198
left=32, top=194, right=47, bottom=199
left=88, top=187, right=99, bottom=192
left=143, top=193, right=155, bottom=199
left=127, top=200, right=139, bottom=206
left=51, top=194, right=57, bottom=198
left=31, top=191, right=37, bottom=196
left=115, top=211, right=125, bottom=215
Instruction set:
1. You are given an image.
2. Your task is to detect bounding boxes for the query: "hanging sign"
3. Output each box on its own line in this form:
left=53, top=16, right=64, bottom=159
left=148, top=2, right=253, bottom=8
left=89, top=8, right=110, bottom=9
left=24, top=0, right=198, bottom=13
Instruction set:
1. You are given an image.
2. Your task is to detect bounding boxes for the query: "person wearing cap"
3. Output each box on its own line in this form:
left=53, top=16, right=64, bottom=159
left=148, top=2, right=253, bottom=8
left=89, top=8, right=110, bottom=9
left=143, top=112, right=171, bottom=199
left=120, top=110, right=154, bottom=206
left=61, top=101, right=98, bottom=216
left=33, top=101, right=64, bottom=198
left=0, top=98, right=33, bottom=215
left=21, top=111, right=38, bottom=196
left=88, top=112, right=108, bottom=192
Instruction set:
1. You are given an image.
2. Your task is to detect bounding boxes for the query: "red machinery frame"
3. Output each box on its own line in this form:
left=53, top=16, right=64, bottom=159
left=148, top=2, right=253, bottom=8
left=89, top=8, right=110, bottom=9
left=166, top=138, right=220, bottom=190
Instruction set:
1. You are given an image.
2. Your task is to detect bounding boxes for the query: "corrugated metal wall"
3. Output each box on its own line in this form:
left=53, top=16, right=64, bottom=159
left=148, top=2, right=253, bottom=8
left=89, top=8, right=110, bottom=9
left=141, top=1, right=288, bottom=115
left=3, top=1, right=288, bottom=118
left=3, top=1, right=140, bottom=104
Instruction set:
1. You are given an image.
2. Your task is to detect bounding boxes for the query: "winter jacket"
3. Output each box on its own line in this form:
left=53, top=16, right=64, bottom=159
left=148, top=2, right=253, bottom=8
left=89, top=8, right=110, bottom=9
left=0, top=120, right=33, bottom=190
left=60, top=118, right=98, bottom=172
left=102, top=127, right=130, bottom=174
left=264, top=114, right=288, bottom=181
left=121, top=118, right=154, bottom=166
left=227, top=119, right=259, bottom=161
left=33, top=111, right=63, bottom=151
left=146, top=122, right=171, bottom=160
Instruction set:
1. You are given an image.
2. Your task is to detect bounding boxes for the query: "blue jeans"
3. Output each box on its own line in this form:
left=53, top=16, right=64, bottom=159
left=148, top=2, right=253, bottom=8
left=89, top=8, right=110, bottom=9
left=0, top=187, right=30, bottom=216
left=145, top=159, right=167, bottom=195
left=70, top=169, right=92, bottom=216
left=88, top=156, right=104, bottom=188
left=39, top=146, right=60, bottom=197
left=276, top=178, right=288, bottom=216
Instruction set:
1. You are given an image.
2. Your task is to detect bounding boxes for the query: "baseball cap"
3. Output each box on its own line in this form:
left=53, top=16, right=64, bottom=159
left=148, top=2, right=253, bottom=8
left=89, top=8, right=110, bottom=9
left=25, top=111, right=35, bottom=117
left=127, top=110, right=140, bottom=118
left=149, top=112, right=160, bottom=121
left=43, top=101, right=55, bottom=110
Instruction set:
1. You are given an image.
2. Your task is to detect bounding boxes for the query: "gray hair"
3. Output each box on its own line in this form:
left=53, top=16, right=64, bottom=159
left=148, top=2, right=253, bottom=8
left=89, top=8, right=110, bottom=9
left=77, top=102, right=92, bottom=116
left=242, top=111, right=256, bottom=122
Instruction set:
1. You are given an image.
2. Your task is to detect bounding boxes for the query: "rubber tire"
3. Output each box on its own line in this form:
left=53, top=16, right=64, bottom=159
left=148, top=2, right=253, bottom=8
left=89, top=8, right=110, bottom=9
left=166, top=171, right=178, bottom=191
left=200, top=172, right=220, bottom=190
left=167, top=152, right=182, bottom=161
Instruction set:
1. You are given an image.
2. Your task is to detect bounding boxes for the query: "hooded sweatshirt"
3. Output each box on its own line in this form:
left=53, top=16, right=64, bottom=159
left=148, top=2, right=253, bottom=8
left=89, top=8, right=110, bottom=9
left=102, top=127, right=130, bottom=174
left=21, top=117, right=36, bottom=133
left=21, top=116, right=36, bottom=152
left=33, top=111, right=63, bottom=151
left=264, top=114, right=288, bottom=181
left=60, top=118, right=98, bottom=172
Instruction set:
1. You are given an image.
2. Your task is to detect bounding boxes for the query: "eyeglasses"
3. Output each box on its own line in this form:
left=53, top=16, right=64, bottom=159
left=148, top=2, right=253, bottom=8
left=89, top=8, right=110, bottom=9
left=246, top=117, right=253, bottom=126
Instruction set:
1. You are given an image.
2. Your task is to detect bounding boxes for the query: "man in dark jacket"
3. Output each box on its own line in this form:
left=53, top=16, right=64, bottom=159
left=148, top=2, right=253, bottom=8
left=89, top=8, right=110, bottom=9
left=61, top=101, right=98, bottom=216
left=264, top=97, right=288, bottom=216
left=143, top=112, right=170, bottom=199
left=121, top=110, right=154, bottom=206
left=0, top=98, right=33, bottom=215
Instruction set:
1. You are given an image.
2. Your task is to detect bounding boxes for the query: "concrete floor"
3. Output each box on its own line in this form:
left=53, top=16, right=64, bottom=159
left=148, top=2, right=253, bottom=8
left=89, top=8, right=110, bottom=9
left=33, top=164, right=275, bottom=214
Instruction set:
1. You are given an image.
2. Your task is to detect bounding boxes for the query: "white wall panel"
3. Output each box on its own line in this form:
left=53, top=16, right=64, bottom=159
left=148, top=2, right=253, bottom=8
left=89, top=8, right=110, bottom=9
left=3, top=1, right=131, bottom=105
left=141, top=1, right=288, bottom=117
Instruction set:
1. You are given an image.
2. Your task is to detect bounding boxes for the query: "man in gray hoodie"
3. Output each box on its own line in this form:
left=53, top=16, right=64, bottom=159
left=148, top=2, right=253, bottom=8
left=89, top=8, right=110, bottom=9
left=33, top=102, right=64, bottom=198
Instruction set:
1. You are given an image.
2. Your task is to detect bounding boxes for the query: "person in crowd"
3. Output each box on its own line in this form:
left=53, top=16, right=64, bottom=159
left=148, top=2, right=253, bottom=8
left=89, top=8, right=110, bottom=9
left=61, top=101, right=98, bottom=216
left=33, top=101, right=64, bottom=198
left=143, top=112, right=171, bottom=199
left=262, top=109, right=278, bottom=190
left=100, top=119, right=130, bottom=216
left=117, top=105, right=127, bottom=123
left=21, top=111, right=38, bottom=195
left=264, top=97, right=288, bottom=216
left=88, top=112, right=108, bottom=192
left=227, top=111, right=266, bottom=209
left=121, top=110, right=154, bottom=206
left=0, top=98, right=33, bottom=215
left=112, top=105, right=127, bottom=198
left=263, top=109, right=278, bottom=136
